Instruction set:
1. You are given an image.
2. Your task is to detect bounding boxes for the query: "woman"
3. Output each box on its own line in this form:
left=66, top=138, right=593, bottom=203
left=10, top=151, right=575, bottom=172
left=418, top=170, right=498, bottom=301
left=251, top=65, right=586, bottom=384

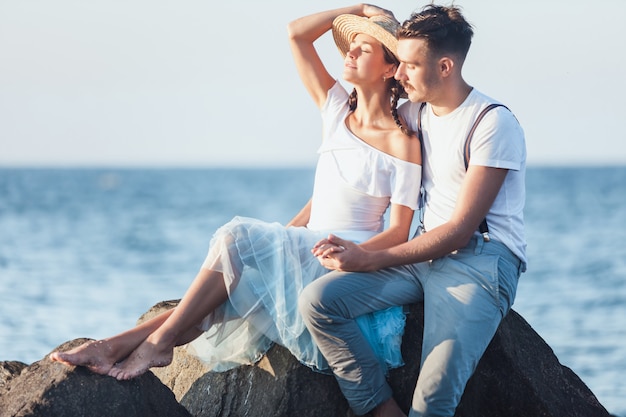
left=50, top=4, right=422, bottom=380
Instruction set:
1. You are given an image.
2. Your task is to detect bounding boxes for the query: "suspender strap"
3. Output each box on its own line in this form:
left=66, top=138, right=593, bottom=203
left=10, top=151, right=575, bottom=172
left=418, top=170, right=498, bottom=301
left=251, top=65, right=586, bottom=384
left=416, top=102, right=427, bottom=145
left=465, top=103, right=509, bottom=241
left=417, top=102, right=510, bottom=242
left=415, top=103, right=427, bottom=233
left=464, top=104, right=509, bottom=170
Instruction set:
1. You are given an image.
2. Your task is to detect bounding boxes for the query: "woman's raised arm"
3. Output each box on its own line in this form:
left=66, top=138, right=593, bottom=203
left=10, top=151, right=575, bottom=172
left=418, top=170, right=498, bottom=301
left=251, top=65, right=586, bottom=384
left=287, top=4, right=394, bottom=109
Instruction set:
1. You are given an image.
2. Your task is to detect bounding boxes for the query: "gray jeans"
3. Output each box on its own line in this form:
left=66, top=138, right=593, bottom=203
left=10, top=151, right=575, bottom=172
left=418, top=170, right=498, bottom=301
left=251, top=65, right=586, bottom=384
left=298, top=235, right=523, bottom=416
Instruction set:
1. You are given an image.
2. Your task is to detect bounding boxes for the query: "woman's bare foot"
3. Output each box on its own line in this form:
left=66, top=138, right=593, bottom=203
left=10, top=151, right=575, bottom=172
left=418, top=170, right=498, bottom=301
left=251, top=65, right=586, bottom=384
left=49, top=340, right=117, bottom=375
left=108, top=339, right=174, bottom=380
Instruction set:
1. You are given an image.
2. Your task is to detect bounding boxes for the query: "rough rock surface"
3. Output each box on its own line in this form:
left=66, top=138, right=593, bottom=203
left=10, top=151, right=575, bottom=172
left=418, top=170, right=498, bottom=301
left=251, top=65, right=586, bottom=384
left=141, top=301, right=611, bottom=417
left=139, top=301, right=353, bottom=416
left=1, top=301, right=612, bottom=417
left=0, top=361, right=27, bottom=395
left=0, top=339, right=191, bottom=417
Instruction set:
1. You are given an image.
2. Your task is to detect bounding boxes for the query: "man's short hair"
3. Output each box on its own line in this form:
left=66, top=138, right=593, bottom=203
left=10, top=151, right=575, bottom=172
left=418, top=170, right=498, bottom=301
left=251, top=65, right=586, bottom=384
left=397, top=5, right=474, bottom=60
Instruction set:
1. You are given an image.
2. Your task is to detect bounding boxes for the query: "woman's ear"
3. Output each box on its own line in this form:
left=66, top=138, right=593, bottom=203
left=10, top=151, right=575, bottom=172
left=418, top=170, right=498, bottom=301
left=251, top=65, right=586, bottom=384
left=384, top=64, right=398, bottom=80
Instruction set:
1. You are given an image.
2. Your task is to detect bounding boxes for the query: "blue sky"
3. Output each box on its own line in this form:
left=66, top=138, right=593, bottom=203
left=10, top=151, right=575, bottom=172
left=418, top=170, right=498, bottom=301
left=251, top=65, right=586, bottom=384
left=1, top=0, right=624, bottom=167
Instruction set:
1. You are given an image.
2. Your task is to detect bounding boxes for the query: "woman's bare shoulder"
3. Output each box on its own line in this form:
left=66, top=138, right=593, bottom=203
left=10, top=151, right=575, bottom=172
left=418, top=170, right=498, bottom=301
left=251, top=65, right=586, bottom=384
left=387, top=129, right=422, bottom=165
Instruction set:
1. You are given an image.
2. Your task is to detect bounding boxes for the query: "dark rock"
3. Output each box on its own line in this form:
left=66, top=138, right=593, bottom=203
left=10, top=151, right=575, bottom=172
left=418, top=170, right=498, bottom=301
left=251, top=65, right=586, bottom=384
left=3, top=301, right=611, bottom=417
left=0, top=361, right=28, bottom=396
left=145, top=301, right=611, bottom=417
left=391, top=306, right=612, bottom=417
left=0, top=339, right=191, bottom=417
left=181, top=344, right=351, bottom=417
left=140, top=301, right=353, bottom=416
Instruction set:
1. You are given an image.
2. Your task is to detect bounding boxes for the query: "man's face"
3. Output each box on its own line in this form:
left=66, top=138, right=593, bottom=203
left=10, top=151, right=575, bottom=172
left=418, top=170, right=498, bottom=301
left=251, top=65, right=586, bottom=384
left=394, top=38, right=441, bottom=103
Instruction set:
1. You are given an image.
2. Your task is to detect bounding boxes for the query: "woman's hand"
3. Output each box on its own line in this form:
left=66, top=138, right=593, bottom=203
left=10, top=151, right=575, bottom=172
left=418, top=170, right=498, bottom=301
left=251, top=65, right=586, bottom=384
left=312, top=234, right=375, bottom=271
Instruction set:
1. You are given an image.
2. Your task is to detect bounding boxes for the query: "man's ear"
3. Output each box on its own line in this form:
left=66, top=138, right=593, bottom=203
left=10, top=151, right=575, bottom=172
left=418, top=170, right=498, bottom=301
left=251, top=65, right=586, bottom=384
left=439, top=57, right=454, bottom=78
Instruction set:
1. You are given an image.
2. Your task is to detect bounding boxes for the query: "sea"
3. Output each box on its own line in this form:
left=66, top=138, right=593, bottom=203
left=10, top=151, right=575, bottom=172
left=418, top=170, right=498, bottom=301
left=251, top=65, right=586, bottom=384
left=0, top=166, right=624, bottom=416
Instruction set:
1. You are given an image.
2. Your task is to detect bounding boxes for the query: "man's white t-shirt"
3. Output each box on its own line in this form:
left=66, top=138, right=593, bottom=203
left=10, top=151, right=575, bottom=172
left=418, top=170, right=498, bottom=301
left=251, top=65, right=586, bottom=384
left=399, top=88, right=527, bottom=264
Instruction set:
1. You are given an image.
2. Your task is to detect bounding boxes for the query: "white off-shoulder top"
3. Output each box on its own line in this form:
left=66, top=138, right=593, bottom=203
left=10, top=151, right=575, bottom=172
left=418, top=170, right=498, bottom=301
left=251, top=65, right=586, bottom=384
left=307, top=82, right=422, bottom=243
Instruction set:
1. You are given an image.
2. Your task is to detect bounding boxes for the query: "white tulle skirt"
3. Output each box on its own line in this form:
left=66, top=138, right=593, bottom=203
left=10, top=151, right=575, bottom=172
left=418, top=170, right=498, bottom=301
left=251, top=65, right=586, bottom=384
left=186, top=216, right=406, bottom=374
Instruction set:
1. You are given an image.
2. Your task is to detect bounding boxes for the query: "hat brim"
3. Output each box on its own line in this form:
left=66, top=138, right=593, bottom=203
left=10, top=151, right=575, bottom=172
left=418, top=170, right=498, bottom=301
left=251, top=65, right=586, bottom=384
left=332, top=14, right=399, bottom=61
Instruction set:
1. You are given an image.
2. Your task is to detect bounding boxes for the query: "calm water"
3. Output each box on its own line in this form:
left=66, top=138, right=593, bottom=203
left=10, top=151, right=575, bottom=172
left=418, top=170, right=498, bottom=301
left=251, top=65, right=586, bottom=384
left=0, top=167, right=624, bottom=416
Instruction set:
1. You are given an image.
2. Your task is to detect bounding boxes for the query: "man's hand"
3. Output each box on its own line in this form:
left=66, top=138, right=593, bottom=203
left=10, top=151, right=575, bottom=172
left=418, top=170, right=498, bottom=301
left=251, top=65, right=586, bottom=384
left=311, top=234, right=375, bottom=272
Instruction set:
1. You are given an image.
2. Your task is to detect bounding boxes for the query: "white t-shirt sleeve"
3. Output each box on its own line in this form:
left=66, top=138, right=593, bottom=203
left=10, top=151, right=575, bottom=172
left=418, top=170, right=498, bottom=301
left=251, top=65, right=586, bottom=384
left=398, top=100, right=422, bottom=133
left=467, top=107, right=526, bottom=171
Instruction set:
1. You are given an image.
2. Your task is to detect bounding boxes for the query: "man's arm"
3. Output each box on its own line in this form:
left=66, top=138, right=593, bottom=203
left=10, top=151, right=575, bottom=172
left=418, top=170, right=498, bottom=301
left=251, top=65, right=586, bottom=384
left=313, top=165, right=508, bottom=271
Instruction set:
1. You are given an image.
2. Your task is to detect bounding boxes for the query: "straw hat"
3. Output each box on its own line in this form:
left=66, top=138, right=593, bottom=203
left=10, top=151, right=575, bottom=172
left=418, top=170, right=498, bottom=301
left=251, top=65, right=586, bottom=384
left=332, top=14, right=400, bottom=60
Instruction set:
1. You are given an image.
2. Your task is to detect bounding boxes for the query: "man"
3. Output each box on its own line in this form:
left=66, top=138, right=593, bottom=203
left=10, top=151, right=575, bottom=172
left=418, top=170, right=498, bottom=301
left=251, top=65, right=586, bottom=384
left=299, top=4, right=527, bottom=417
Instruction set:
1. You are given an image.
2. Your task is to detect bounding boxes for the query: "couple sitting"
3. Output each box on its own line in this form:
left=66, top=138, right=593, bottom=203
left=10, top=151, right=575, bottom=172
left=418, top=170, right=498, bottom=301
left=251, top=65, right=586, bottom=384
left=51, top=4, right=526, bottom=417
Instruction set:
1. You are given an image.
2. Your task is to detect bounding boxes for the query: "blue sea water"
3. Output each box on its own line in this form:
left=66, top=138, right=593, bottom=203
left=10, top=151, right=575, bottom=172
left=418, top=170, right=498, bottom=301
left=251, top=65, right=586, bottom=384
left=0, top=166, right=624, bottom=415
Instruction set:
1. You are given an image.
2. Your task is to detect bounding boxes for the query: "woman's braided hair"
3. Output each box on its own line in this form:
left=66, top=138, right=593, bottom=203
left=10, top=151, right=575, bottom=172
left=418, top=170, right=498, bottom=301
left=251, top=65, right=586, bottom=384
left=347, top=45, right=411, bottom=136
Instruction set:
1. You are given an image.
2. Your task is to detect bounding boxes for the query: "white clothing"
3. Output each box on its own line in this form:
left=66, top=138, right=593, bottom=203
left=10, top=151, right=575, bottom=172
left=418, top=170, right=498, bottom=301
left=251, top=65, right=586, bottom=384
left=399, top=88, right=527, bottom=263
left=308, top=82, right=422, bottom=238
left=188, top=81, right=422, bottom=373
